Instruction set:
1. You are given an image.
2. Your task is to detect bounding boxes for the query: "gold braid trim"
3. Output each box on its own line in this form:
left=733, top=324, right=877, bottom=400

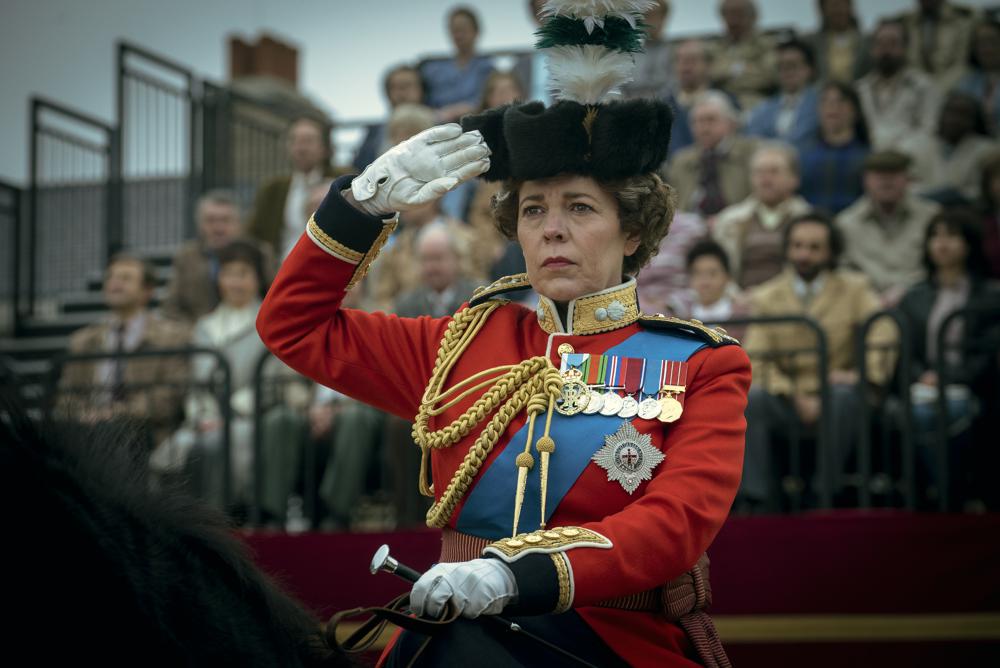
left=551, top=552, right=573, bottom=613
left=412, top=299, right=563, bottom=529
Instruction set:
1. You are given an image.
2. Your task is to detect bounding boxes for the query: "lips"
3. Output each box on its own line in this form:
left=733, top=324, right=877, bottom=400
left=542, top=256, right=574, bottom=268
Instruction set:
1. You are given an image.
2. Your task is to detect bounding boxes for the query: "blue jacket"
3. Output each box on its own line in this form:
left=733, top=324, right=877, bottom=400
left=745, top=84, right=820, bottom=147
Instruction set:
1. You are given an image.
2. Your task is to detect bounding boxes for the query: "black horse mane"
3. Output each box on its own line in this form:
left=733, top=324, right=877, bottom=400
left=1, top=395, right=348, bottom=667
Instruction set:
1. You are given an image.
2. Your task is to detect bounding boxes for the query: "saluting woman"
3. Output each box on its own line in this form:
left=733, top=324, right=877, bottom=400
left=258, top=2, right=750, bottom=666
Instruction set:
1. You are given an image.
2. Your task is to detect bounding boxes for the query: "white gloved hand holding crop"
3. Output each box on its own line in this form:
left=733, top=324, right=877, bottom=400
left=409, top=558, right=517, bottom=619
left=351, top=123, right=490, bottom=216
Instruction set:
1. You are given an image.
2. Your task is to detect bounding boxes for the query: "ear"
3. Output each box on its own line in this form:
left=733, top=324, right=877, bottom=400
left=623, top=234, right=641, bottom=257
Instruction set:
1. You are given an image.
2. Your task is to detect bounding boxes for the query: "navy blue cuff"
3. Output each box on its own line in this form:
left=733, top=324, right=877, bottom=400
left=311, top=174, right=394, bottom=257
left=486, top=553, right=560, bottom=615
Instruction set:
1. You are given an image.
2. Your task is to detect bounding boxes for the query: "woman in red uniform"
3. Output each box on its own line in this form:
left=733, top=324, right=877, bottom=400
left=258, top=3, right=749, bottom=666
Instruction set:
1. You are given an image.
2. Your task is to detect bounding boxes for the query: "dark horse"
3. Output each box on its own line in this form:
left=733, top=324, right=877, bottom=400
left=1, top=395, right=348, bottom=667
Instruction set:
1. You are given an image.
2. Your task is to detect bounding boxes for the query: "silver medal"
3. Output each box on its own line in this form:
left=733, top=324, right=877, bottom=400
left=582, top=390, right=604, bottom=414
left=617, top=395, right=639, bottom=419
left=599, top=390, right=623, bottom=416
left=638, top=397, right=662, bottom=420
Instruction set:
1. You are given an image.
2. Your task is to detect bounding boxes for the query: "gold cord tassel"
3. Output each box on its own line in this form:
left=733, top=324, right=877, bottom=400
left=511, top=451, right=535, bottom=537
left=536, top=396, right=557, bottom=529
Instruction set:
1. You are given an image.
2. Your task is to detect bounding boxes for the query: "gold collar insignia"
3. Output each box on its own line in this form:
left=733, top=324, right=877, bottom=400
left=535, top=279, right=640, bottom=336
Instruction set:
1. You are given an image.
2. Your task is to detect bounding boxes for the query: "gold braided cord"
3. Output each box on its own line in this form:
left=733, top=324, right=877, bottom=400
left=411, top=300, right=564, bottom=528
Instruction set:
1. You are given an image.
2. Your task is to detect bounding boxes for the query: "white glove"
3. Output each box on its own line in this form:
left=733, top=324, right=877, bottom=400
left=351, top=123, right=491, bottom=216
left=410, top=558, right=517, bottom=619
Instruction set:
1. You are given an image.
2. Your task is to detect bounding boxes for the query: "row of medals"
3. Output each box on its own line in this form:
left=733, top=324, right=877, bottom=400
left=556, top=368, right=683, bottom=423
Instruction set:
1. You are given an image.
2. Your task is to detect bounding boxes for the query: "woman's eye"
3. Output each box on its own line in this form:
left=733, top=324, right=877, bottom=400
left=522, top=205, right=543, bottom=217
left=570, top=202, right=594, bottom=212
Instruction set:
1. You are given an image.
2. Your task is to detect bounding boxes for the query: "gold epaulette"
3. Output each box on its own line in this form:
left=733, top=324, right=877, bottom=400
left=469, top=273, right=532, bottom=306
left=638, top=313, right=741, bottom=347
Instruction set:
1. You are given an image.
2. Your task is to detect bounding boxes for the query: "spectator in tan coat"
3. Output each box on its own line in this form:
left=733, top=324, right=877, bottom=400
left=836, top=150, right=940, bottom=305
left=162, top=190, right=274, bottom=324
left=707, top=0, right=778, bottom=111
left=739, top=213, right=897, bottom=511
left=712, top=141, right=811, bottom=288
left=897, top=0, right=977, bottom=90
left=665, top=91, right=756, bottom=217
left=59, top=254, right=190, bottom=450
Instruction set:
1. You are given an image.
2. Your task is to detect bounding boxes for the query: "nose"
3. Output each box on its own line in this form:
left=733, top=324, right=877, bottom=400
left=541, top=209, right=567, bottom=242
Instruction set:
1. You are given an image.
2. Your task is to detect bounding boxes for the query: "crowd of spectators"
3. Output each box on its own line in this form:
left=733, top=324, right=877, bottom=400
left=55, top=0, right=1000, bottom=525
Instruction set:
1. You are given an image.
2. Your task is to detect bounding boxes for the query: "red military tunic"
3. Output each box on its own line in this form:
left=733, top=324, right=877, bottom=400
left=258, top=178, right=750, bottom=667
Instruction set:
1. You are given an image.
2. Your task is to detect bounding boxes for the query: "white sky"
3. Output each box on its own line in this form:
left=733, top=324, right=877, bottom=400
left=1, top=0, right=992, bottom=183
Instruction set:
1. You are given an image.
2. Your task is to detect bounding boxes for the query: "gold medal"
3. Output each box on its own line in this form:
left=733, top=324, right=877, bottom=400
left=658, top=395, right=683, bottom=423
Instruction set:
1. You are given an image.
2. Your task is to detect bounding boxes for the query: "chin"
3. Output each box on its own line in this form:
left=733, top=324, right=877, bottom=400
left=534, top=276, right=593, bottom=303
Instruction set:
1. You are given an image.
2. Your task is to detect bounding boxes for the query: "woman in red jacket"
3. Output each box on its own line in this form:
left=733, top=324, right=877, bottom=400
left=257, top=3, right=750, bottom=666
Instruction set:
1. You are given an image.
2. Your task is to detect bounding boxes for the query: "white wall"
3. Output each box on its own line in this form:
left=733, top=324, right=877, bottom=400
left=0, top=0, right=993, bottom=183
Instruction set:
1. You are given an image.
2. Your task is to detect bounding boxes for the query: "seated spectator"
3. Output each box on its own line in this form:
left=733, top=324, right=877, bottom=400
left=956, top=17, right=1000, bottom=137
left=664, top=39, right=716, bottom=158
left=976, top=152, right=1000, bottom=278
left=466, top=71, right=528, bottom=277
left=666, top=239, right=750, bottom=342
left=713, top=141, right=811, bottom=288
left=174, top=241, right=309, bottom=519
left=352, top=64, right=426, bottom=171
left=836, top=150, right=941, bottom=304
left=59, top=254, right=189, bottom=450
left=897, top=0, right=976, bottom=90
left=804, top=0, right=869, bottom=83
left=857, top=19, right=941, bottom=150
left=420, top=5, right=495, bottom=122
left=248, top=115, right=343, bottom=259
left=797, top=81, right=871, bottom=214
left=622, top=0, right=674, bottom=100
left=370, top=194, right=485, bottom=313
left=897, top=209, right=1000, bottom=507
left=666, top=91, right=756, bottom=217
left=905, top=92, right=997, bottom=202
left=384, top=224, right=483, bottom=527
left=739, top=212, right=897, bottom=511
left=708, top=0, right=778, bottom=111
left=636, top=211, right=708, bottom=316
left=745, top=38, right=820, bottom=147
left=162, top=190, right=274, bottom=324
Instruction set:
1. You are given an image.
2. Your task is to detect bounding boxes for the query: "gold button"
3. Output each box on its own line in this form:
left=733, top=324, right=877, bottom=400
left=543, top=531, right=560, bottom=539
left=524, top=535, right=543, bottom=544
left=560, top=528, right=580, bottom=537
left=505, top=539, right=524, bottom=548
left=557, top=343, right=575, bottom=355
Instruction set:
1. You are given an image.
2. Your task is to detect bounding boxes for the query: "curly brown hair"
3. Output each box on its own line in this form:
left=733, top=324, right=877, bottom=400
left=490, top=173, right=676, bottom=276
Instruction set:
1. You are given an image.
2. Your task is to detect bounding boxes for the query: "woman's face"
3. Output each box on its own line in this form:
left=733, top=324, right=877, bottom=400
left=689, top=255, right=729, bottom=306
left=218, top=260, right=260, bottom=309
left=517, top=175, right=639, bottom=303
left=819, top=87, right=855, bottom=136
left=449, top=13, right=477, bottom=54
left=927, top=224, right=969, bottom=271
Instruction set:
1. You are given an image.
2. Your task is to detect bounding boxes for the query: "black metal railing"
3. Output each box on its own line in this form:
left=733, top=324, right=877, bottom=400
left=855, top=309, right=912, bottom=509
left=0, top=181, right=20, bottom=334
left=117, top=42, right=198, bottom=249
left=27, top=98, right=117, bottom=320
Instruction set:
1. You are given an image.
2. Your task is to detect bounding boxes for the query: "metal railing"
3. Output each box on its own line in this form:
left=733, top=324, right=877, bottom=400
left=716, top=315, right=832, bottom=509
left=855, top=309, right=913, bottom=509
left=27, top=98, right=117, bottom=320
left=0, top=181, right=20, bottom=335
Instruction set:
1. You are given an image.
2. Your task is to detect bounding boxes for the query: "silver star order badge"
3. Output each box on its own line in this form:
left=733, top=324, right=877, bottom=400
left=592, top=421, right=665, bottom=494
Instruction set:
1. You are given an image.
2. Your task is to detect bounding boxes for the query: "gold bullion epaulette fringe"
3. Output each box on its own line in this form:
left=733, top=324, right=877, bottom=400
left=469, top=273, right=533, bottom=306
left=638, top=313, right=741, bottom=347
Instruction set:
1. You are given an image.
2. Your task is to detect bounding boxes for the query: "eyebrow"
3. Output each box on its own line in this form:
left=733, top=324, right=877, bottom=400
left=518, top=191, right=599, bottom=206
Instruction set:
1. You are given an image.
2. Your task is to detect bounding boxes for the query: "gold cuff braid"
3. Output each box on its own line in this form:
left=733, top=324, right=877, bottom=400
left=551, top=552, right=573, bottom=613
left=482, top=526, right=612, bottom=562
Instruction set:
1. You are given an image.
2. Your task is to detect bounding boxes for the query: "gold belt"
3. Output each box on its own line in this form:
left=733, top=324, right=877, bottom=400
left=439, top=529, right=712, bottom=620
